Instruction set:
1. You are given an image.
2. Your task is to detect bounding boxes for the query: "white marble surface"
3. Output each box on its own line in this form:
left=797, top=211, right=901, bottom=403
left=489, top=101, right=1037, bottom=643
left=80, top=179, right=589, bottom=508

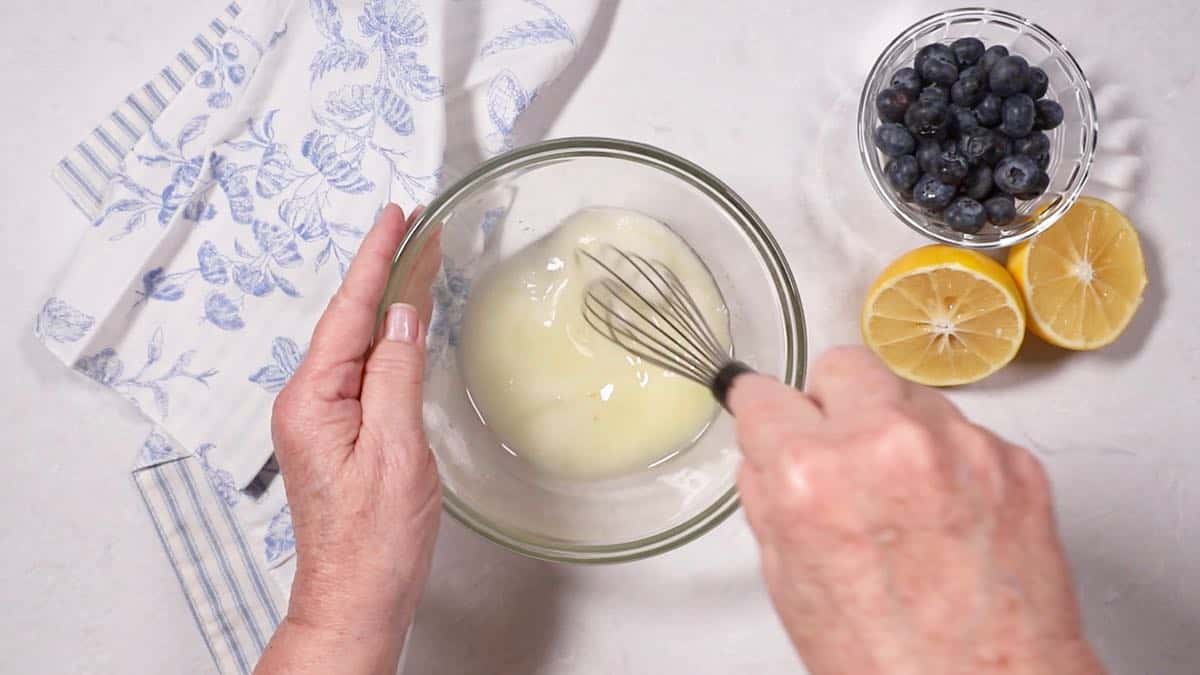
left=2, top=1, right=1198, bottom=673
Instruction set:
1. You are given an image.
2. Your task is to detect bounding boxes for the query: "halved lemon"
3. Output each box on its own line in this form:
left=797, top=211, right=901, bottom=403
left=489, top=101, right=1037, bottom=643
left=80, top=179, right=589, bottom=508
left=1007, top=197, right=1147, bottom=350
left=862, top=245, right=1026, bottom=386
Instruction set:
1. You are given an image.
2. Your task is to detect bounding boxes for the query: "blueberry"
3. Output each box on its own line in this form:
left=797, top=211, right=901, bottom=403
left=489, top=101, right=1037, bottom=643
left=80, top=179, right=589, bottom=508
left=222, top=42, right=240, bottom=60
left=918, top=84, right=950, bottom=107
left=951, top=72, right=986, bottom=107
left=985, top=194, right=1018, bottom=226
left=874, top=123, right=916, bottom=157
left=196, top=70, right=216, bottom=88
left=963, top=165, right=994, bottom=200
left=876, top=88, right=913, bottom=123
left=944, top=197, right=987, bottom=233
left=994, top=155, right=1040, bottom=195
left=989, top=55, right=1030, bottom=97
left=913, top=174, right=957, bottom=211
left=980, top=45, right=1009, bottom=73
left=1014, top=130, right=1050, bottom=155
left=1034, top=99, right=1065, bottom=130
left=1000, top=93, right=1036, bottom=138
left=948, top=105, right=978, bottom=135
left=959, top=65, right=984, bottom=82
left=227, top=64, right=246, bottom=85
left=1014, top=131, right=1051, bottom=170
left=921, top=57, right=959, bottom=86
left=916, top=140, right=943, bottom=173
left=1026, top=67, right=1049, bottom=98
left=891, top=67, right=923, bottom=96
left=974, top=94, right=1003, bottom=127
left=1016, top=171, right=1051, bottom=200
left=993, top=132, right=1013, bottom=160
left=915, top=43, right=957, bottom=75
left=905, top=101, right=950, bottom=141
left=958, top=128, right=1006, bottom=167
left=951, top=37, right=985, bottom=67
left=932, top=149, right=970, bottom=185
left=885, top=155, right=921, bottom=193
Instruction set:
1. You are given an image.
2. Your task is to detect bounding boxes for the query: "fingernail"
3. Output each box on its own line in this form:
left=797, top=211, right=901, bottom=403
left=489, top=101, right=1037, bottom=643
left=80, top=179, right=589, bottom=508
left=384, top=303, right=419, bottom=343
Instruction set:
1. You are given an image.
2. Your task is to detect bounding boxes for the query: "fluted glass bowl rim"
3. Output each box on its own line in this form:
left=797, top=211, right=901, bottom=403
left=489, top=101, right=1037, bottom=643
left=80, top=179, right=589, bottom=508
left=856, top=7, right=1099, bottom=249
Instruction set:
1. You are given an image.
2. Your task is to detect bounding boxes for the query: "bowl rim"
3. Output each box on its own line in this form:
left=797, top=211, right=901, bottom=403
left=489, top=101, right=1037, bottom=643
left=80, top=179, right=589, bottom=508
left=856, top=7, right=1099, bottom=249
left=388, top=136, right=807, bottom=563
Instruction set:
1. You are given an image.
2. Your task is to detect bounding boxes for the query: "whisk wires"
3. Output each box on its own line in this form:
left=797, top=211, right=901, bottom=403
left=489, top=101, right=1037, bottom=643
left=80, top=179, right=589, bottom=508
left=579, top=246, right=731, bottom=389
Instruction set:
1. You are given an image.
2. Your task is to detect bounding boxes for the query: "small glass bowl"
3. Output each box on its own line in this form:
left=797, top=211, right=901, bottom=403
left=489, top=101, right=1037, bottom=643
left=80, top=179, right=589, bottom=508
left=857, top=8, right=1098, bottom=249
left=380, top=138, right=805, bottom=563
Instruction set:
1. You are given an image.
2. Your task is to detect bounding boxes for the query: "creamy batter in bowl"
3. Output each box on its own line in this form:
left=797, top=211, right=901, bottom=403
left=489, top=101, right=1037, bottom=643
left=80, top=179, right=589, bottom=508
left=460, top=207, right=733, bottom=481
left=380, top=138, right=805, bottom=563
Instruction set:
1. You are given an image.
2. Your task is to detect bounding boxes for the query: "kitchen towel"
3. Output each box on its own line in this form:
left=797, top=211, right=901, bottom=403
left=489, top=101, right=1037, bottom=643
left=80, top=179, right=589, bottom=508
left=51, top=2, right=246, bottom=221
left=40, top=1, right=598, bottom=672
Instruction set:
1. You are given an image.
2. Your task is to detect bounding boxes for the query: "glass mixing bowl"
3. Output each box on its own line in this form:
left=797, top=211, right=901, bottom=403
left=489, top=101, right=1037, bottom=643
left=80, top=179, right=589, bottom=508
left=380, top=137, right=805, bottom=563
left=858, top=8, right=1098, bottom=249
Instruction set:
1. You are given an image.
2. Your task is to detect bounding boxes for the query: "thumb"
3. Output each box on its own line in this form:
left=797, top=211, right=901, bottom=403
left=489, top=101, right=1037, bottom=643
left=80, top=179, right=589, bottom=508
left=727, top=374, right=822, bottom=426
left=361, top=302, right=426, bottom=446
left=727, top=374, right=823, bottom=471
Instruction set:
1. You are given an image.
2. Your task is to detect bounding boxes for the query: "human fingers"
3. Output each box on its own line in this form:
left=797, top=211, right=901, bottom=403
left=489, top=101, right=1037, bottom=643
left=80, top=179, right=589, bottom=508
left=727, top=373, right=822, bottom=471
left=301, top=204, right=411, bottom=380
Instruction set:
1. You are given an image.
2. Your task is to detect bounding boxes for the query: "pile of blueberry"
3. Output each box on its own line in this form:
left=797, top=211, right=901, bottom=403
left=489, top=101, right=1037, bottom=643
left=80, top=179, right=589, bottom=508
left=873, top=38, right=1065, bottom=234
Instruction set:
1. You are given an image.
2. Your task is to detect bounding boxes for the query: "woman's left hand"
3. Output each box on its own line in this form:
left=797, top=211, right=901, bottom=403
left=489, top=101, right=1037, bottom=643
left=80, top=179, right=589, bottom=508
left=256, top=204, right=440, bottom=675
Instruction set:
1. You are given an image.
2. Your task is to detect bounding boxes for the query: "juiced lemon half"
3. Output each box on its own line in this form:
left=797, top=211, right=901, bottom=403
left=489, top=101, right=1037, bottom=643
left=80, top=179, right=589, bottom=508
left=1007, top=197, right=1147, bottom=350
left=862, top=245, right=1026, bottom=386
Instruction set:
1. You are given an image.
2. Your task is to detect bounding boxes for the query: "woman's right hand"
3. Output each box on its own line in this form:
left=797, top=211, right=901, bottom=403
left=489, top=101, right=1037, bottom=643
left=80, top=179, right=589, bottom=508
left=729, top=346, right=1104, bottom=675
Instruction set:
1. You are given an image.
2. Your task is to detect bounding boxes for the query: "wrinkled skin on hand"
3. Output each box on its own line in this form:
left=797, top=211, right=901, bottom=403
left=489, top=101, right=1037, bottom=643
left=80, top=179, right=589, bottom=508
left=730, top=347, right=1104, bottom=675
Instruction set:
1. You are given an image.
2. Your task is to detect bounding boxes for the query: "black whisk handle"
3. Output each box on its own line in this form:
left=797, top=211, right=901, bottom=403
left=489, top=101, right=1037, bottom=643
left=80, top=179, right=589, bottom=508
left=711, top=361, right=755, bottom=411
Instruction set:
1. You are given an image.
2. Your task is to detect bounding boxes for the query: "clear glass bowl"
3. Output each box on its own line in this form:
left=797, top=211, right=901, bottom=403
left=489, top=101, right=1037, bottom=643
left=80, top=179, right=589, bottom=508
left=380, top=138, right=805, bottom=563
left=857, top=8, right=1098, bottom=249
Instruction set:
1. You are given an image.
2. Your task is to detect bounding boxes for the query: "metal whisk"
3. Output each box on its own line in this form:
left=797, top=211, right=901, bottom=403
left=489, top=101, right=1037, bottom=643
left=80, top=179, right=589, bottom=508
left=578, top=245, right=754, bottom=408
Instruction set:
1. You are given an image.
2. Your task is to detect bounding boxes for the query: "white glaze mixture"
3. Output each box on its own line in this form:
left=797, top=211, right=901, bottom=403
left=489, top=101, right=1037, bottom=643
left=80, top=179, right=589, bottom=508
left=459, top=207, right=730, bottom=480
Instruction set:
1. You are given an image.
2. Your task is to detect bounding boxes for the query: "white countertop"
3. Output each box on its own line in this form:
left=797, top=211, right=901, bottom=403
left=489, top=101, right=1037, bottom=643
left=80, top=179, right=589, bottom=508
left=2, top=1, right=1197, bottom=673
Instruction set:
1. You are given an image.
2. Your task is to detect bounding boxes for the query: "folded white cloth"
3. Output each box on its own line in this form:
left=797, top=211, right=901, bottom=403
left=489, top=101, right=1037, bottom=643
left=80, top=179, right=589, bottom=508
left=40, top=1, right=597, bottom=671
